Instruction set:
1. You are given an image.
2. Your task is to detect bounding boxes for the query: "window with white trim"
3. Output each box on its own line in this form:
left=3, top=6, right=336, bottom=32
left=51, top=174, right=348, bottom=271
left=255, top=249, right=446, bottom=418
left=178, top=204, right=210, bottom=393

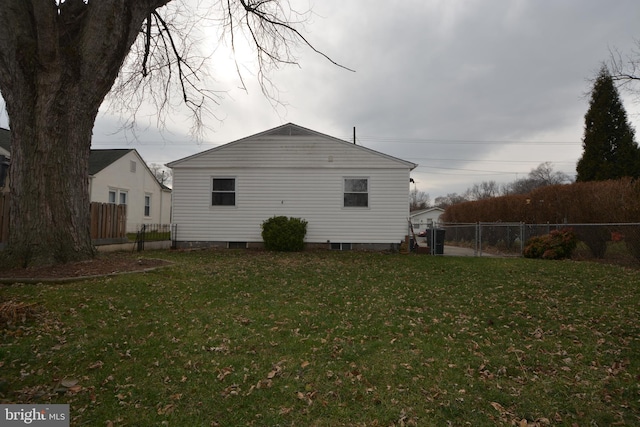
left=212, top=178, right=236, bottom=206
left=344, top=178, right=368, bottom=207
left=108, top=190, right=116, bottom=204
left=119, top=191, right=128, bottom=205
left=144, top=194, right=151, bottom=217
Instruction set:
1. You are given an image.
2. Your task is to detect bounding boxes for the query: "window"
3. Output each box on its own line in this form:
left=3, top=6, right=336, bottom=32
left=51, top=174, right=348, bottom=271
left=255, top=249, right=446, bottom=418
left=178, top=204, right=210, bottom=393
left=344, top=178, right=368, bottom=207
left=144, top=195, right=151, bottom=217
left=130, top=160, right=137, bottom=173
left=109, top=189, right=128, bottom=205
left=212, top=178, right=235, bottom=206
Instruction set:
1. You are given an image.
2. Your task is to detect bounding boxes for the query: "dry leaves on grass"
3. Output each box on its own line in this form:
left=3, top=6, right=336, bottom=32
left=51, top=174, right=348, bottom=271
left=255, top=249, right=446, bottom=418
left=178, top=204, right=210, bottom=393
left=0, top=300, right=41, bottom=328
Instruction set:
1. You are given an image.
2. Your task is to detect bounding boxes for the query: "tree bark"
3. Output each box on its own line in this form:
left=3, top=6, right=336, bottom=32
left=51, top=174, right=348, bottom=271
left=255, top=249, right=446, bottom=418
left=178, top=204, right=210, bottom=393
left=0, top=0, right=169, bottom=266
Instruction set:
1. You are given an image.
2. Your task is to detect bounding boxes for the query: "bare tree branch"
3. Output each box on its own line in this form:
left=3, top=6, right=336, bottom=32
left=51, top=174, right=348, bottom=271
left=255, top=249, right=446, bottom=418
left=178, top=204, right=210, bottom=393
left=239, top=0, right=354, bottom=72
left=105, top=0, right=353, bottom=140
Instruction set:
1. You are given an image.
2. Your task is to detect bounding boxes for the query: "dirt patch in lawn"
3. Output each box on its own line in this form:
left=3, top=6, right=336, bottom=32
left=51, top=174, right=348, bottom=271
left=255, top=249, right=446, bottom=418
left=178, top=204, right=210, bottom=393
left=0, top=253, right=172, bottom=283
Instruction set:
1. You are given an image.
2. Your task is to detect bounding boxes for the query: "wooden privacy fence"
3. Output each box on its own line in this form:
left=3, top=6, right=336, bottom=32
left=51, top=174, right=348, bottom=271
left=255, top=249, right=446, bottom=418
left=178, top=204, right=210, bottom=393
left=0, top=195, right=126, bottom=244
left=90, top=202, right=127, bottom=241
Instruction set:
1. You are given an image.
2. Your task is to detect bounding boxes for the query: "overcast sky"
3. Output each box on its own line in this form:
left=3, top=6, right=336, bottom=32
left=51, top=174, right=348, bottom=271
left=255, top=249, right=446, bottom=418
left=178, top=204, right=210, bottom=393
left=2, top=0, right=640, bottom=198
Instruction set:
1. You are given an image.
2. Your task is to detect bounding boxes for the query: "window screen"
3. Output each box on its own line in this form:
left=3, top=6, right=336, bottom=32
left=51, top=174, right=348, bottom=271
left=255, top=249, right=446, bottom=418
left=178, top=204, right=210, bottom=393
left=344, top=178, right=368, bottom=207
left=212, top=178, right=236, bottom=206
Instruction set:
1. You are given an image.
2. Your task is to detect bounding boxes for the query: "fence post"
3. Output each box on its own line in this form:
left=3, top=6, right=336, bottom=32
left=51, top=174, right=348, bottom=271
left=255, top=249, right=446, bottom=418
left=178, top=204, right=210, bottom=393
left=474, top=222, right=479, bottom=257
left=171, top=223, right=177, bottom=250
left=137, top=224, right=145, bottom=252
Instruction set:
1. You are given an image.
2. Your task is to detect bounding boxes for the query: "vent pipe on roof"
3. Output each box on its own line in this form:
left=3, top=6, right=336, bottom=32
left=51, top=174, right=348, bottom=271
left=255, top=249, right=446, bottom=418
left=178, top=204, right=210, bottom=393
left=353, top=127, right=356, bottom=144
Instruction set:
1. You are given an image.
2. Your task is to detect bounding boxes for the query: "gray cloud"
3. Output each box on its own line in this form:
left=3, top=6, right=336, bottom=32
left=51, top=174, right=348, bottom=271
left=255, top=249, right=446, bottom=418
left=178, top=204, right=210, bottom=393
left=3, top=0, right=640, bottom=197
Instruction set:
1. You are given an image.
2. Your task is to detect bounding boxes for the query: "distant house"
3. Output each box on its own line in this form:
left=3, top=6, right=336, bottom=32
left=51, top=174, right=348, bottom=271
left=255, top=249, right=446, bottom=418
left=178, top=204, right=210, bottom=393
left=410, top=207, right=444, bottom=234
left=167, top=123, right=417, bottom=250
left=89, top=149, right=172, bottom=232
left=0, top=128, right=171, bottom=232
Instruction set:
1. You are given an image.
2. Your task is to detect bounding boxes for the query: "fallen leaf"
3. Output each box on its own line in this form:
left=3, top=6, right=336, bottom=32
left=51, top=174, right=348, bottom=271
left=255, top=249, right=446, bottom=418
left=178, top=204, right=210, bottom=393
left=157, top=404, right=175, bottom=415
left=490, top=402, right=505, bottom=413
left=60, top=378, right=79, bottom=388
left=88, top=361, right=104, bottom=370
left=217, top=366, right=234, bottom=381
left=279, top=406, right=293, bottom=415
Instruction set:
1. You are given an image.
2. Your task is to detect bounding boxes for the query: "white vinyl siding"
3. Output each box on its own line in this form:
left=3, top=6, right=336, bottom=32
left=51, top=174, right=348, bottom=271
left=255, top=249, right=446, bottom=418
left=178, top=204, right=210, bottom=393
left=172, top=167, right=410, bottom=244
left=169, top=130, right=414, bottom=245
left=90, top=150, right=172, bottom=232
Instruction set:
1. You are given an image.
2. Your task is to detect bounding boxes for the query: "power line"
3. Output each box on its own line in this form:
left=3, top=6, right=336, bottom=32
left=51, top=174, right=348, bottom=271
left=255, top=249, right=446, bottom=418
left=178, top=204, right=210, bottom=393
left=339, top=135, right=581, bottom=145
left=414, top=165, right=525, bottom=175
left=410, top=157, right=576, bottom=164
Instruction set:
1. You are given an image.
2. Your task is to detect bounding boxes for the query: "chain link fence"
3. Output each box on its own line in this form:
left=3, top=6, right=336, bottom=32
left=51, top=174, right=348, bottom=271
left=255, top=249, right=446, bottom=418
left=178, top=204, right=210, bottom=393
left=442, top=222, right=640, bottom=263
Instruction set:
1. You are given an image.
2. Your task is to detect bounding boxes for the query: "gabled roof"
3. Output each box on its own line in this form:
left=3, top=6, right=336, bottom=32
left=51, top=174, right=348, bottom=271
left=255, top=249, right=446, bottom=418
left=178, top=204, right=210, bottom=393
left=410, top=207, right=445, bottom=218
left=168, top=123, right=418, bottom=170
left=261, top=123, right=318, bottom=137
left=0, top=127, right=10, bottom=154
left=88, top=149, right=134, bottom=175
left=0, top=133, right=133, bottom=175
left=0, top=134, right=170, bottom=190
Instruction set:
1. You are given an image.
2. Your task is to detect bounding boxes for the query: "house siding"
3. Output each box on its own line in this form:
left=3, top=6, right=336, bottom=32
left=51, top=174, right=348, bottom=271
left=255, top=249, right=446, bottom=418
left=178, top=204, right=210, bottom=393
left=90, top=151, right=171, bottom=232
left=410, top=208, right=445, bottom=233
left=170, top=131, right=416, bottom=247
left=172, top=166, right=411, bottom=245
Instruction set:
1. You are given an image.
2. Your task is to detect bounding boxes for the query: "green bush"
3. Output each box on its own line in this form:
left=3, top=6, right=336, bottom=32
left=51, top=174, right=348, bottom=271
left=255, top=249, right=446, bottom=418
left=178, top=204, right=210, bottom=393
left=523, top=228, right=578, bottom=260
left=261, top=216, right=308, bottom=252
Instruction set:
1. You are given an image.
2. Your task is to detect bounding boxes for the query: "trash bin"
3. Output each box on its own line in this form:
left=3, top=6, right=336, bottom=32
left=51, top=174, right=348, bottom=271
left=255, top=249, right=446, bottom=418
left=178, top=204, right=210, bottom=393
left=426, top=229, right=446, bottom=255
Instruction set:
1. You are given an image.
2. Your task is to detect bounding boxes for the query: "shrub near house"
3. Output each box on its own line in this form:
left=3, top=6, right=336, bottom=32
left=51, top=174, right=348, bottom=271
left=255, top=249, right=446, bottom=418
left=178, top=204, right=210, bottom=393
left=261, top=216, right=308, bottom=252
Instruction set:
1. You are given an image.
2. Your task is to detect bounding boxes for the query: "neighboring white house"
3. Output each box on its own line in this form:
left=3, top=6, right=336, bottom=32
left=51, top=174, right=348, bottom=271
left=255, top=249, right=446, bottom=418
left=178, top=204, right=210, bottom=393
left=167, top=123, right=418, bottom=250
left=410, top=207, right=445, bottom=234
left=0, top=129, right=171, bottom=232
left=89, top=149, right=172, bottom=232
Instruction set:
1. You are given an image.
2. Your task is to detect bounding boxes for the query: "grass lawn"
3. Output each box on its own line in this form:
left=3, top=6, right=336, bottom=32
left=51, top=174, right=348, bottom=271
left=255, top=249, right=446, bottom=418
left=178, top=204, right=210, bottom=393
left=1, top=250, right=639, bottom=426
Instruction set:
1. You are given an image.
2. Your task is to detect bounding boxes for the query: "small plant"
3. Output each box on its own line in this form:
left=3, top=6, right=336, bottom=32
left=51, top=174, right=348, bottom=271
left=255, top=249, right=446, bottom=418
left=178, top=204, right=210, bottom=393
left=261, top=216, right=308, bottom=252
left=523, top=228, right=577, bottom=260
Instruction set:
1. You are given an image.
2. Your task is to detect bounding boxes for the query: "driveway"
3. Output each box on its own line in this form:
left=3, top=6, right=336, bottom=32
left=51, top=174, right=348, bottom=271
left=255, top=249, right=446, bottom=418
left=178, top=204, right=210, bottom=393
left=416, top=237, right=500, bottom=257
left=442, top=245, right=499, bottom=257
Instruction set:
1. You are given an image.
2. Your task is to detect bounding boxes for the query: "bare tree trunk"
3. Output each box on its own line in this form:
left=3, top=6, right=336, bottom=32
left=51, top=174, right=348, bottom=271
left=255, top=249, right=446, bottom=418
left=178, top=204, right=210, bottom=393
left=0, top=0, right=169, bottom=266
left=7, top=88, right=97, bottom=266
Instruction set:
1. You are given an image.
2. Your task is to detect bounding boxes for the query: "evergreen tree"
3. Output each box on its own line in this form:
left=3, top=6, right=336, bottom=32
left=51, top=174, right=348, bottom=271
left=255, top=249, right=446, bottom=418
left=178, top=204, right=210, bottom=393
left=576, top=66, right=640, bottom=181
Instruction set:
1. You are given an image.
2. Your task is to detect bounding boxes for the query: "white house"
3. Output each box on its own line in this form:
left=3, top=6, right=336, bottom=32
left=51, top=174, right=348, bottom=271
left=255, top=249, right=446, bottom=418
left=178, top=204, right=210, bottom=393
left=167, top=123, right=418, bottom=250
left=0, top=129, right=171, bottom=233
left=89, top=149, right=172, bottom=232
left=410, top=207, right=445, bottom=234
